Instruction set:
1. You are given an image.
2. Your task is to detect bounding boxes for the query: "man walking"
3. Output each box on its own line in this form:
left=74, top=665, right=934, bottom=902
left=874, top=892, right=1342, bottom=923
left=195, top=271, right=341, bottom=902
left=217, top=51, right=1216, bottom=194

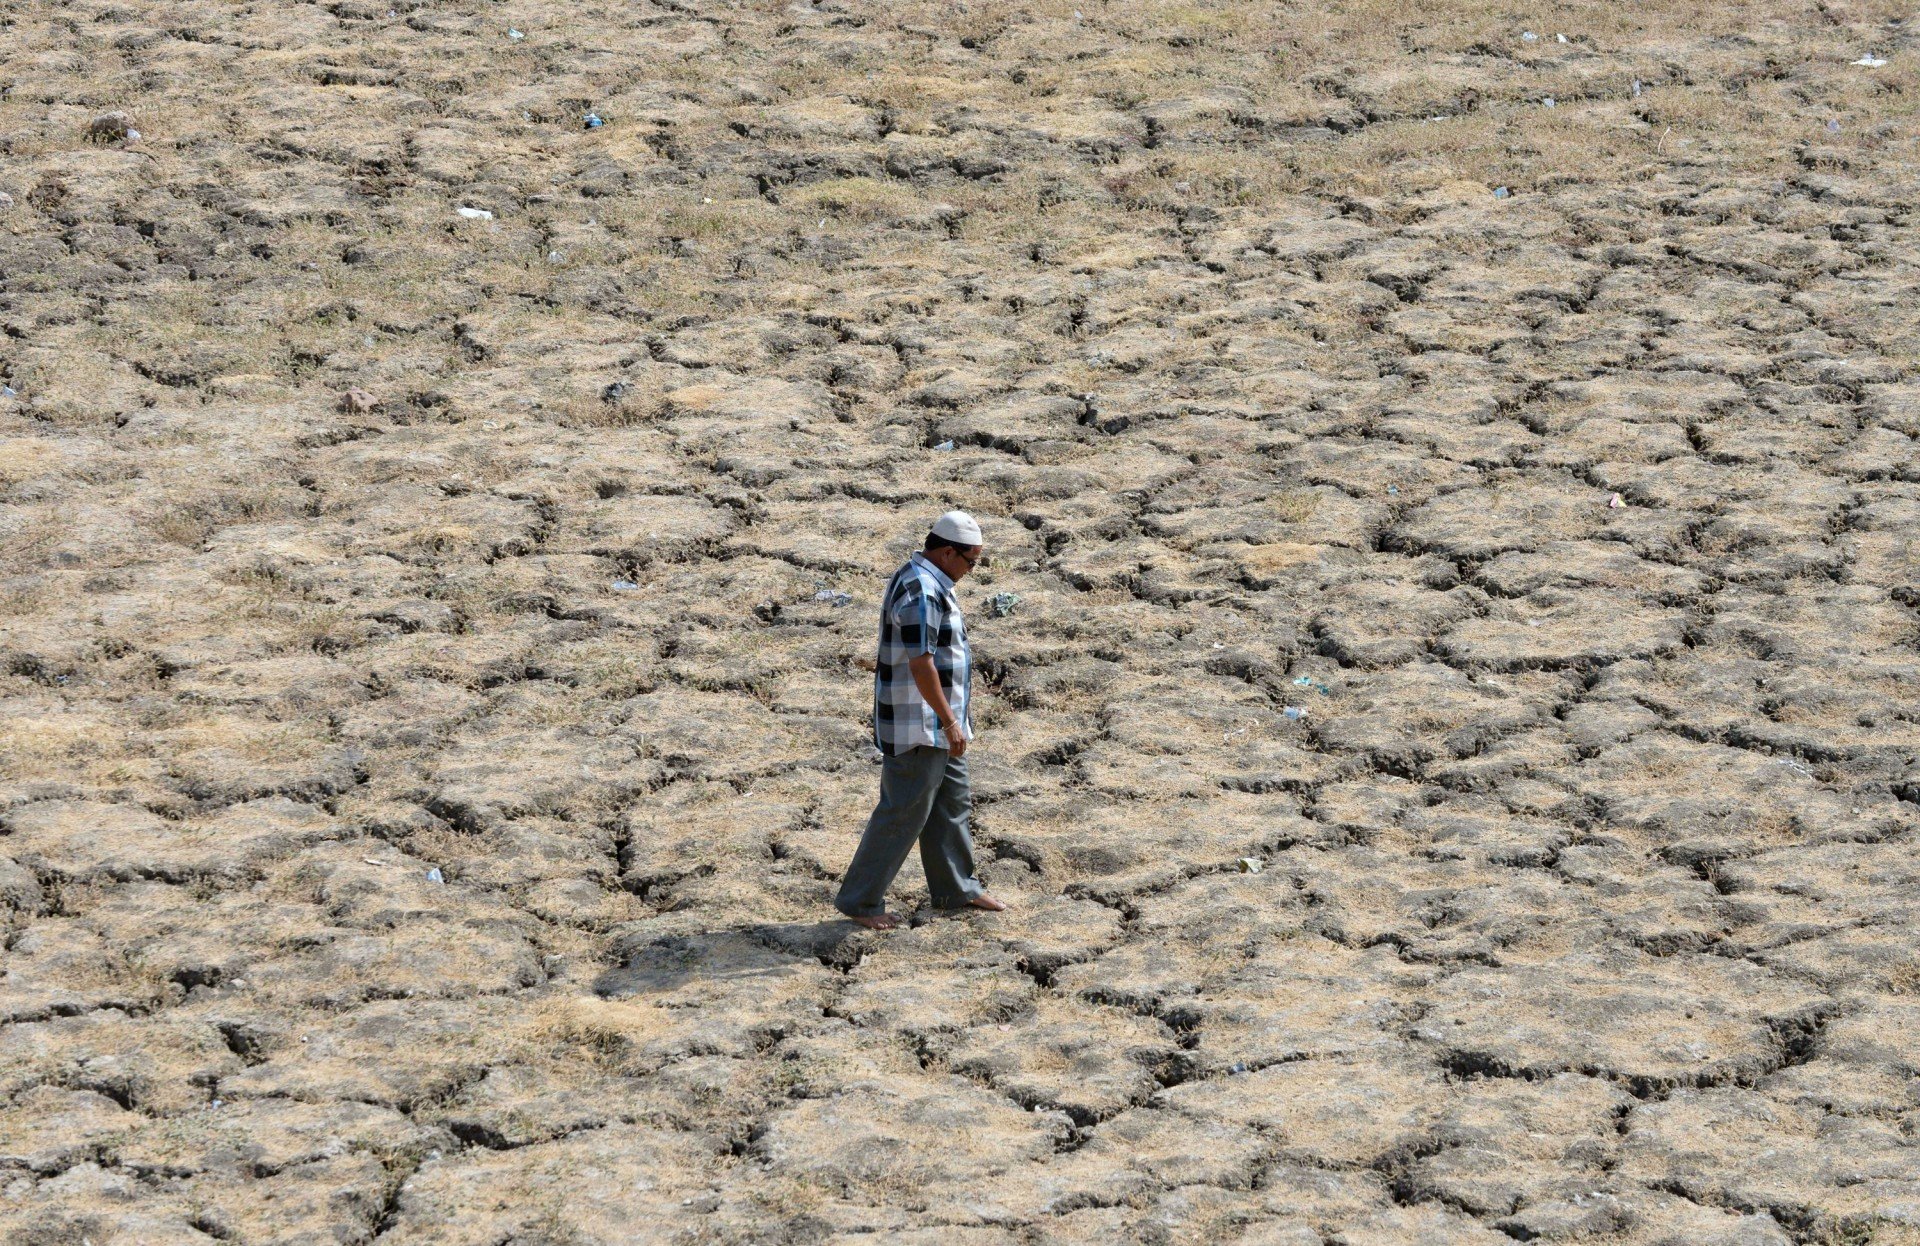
left=834, top=510, right=1007, bottom=931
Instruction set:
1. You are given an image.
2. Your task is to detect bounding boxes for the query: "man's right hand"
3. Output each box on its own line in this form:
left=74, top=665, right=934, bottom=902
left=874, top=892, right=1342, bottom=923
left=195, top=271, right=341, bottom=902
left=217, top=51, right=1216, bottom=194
left=943, top=721, right=970, bottom=759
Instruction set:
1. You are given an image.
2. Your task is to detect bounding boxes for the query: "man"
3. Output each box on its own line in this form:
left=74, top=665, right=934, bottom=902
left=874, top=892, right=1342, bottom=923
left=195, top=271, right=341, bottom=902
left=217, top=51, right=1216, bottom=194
left=834, top=510, right=1007, bottom=931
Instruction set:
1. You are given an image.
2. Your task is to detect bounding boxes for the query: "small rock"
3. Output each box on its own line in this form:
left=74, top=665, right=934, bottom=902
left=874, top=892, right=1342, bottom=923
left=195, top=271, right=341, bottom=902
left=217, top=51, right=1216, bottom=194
left=601, top=381, right=629, bottom=404
left=0, top=191, right=13, bottom=210
left=338, top=388, right=378, bottom=415
left=86, top=112, right=132, bottom=143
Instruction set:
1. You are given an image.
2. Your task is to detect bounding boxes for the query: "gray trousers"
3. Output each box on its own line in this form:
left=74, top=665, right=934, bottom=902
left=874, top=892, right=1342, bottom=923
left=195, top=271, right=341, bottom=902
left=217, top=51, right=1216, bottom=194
left=834, top=746, right=983, bottom=917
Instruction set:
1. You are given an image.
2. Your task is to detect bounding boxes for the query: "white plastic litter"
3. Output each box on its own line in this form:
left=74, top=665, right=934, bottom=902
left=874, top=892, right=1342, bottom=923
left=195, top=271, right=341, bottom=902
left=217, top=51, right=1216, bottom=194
left=1542, top=96, right=1557, bottom=108
left=1556, top=33, right=1567, bottom=43
left=1283, top=706, right=1306, bottom=721
left=456, top=206, right=493, bottom=220
left=933, top=440, right=955, bottom=451
left=508, top=28, right=524, bottom=39
left=125, top=129, right=141, bottom=141
left=1608, top=492, right=1625, bottom=509
left=1521, top=31, right=1538, bottom=41
left=426, top=867, right=444, bottom=884
left=1237, top=857, right=1264, bottom=874
left=814, top=589, right=854, bottom=607
left=1632, top=79, right=1643, bottom=97
left=1853, top=55, right=1887, bottom=67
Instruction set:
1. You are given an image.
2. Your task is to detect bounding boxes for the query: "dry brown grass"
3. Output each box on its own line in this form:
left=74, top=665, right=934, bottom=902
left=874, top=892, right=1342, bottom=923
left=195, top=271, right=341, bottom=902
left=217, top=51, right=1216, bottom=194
left=1273, top=490, right=1323, bottom=524
left=519, top=996, right=672, bottom=1075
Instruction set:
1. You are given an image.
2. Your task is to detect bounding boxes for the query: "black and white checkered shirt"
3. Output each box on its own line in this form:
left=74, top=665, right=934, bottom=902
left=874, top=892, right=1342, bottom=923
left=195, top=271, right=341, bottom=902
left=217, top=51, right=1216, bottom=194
left=873, top=552, right=971, bottom=756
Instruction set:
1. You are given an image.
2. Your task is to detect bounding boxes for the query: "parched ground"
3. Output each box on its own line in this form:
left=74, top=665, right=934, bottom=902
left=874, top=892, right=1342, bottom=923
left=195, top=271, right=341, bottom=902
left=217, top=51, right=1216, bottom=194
left=3, top=0, right=1920, bottom=1241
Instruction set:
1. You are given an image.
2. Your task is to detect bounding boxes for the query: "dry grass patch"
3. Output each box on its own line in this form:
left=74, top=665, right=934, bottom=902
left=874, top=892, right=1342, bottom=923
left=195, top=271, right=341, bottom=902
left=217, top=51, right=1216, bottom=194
left=519, top=996, right=675, bottom=1075
left=784, top=177, right=923, bottom=223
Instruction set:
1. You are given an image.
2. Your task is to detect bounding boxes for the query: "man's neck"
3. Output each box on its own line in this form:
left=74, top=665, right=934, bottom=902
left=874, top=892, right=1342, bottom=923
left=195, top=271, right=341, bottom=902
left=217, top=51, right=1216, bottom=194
left=911, top=550, right=954, bottom=591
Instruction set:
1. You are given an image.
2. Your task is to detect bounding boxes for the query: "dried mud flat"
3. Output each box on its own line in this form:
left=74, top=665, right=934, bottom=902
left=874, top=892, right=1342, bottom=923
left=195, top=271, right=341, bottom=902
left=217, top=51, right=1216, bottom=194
left=3, top=0, right=1920, bottom=1242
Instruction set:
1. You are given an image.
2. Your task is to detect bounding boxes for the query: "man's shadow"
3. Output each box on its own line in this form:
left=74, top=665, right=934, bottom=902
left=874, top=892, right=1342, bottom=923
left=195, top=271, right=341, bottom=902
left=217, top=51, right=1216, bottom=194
left=589, top=918, right=875, bottom=997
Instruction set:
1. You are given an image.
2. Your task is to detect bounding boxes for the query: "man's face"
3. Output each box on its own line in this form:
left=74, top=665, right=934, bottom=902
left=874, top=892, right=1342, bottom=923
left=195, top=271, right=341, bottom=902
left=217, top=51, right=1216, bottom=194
left=933, top=543, right=984, bottom=581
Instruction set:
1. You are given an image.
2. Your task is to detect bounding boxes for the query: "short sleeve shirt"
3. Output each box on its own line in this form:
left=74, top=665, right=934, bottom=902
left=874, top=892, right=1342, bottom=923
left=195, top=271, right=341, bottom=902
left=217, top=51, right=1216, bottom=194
left=873, top=552, right=970, bottom=755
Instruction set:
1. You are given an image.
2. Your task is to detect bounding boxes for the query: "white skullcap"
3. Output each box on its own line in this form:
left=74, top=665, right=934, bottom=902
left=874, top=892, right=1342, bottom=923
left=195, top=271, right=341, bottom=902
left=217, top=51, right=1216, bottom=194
left=931, top=510, right=982, bottom=545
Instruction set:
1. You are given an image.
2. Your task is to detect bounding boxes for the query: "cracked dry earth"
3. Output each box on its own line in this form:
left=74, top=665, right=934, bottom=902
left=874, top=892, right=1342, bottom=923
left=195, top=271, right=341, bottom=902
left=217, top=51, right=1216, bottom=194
left=5, top=0, right=1920, bottom=1243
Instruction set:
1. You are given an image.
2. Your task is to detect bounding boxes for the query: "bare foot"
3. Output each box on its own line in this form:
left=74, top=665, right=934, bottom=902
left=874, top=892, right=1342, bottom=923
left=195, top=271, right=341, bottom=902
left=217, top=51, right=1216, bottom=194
left=847, top=912, right=899, bottom=930
left=965, top=894, right=1008, bottom=912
